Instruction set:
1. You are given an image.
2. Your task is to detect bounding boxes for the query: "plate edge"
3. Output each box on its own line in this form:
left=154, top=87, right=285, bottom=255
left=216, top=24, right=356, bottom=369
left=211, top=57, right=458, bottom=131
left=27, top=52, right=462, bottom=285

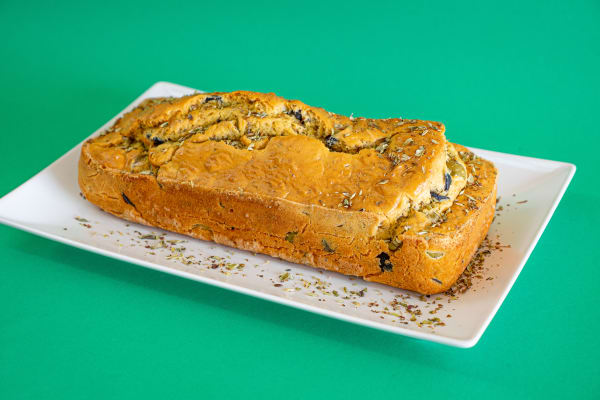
left=0, top=81, right=578, bottom=349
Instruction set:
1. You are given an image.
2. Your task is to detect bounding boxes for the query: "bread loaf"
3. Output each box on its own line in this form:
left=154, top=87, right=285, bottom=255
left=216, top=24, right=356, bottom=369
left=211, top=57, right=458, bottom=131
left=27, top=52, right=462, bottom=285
left=78, top=91, right=497, bottom=294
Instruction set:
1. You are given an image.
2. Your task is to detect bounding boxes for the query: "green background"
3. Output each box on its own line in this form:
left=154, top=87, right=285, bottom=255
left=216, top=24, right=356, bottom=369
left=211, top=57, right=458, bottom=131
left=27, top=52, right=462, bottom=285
left=1, top=1, right=598, bottom=398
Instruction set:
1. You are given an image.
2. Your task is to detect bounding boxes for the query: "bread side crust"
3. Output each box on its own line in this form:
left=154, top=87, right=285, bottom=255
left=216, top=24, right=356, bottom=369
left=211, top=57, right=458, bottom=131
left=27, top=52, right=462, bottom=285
left=79, top=140, right=496, bottom=295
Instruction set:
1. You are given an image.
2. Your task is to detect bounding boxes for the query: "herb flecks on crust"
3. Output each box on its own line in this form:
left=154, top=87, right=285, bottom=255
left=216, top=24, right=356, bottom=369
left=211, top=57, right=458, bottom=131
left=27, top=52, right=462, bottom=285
left=89, top=91, right=468, bottom=237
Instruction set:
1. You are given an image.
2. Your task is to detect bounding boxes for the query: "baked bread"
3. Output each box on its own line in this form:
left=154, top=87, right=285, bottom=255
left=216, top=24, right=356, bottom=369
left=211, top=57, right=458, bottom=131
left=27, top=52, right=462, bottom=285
left=78, top=91, right=497, bottom=294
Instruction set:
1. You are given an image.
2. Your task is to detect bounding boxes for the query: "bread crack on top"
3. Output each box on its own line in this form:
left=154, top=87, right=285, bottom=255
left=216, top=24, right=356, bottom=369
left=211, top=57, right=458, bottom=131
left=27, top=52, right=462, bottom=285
left=79, top=91, right=497, bottom=294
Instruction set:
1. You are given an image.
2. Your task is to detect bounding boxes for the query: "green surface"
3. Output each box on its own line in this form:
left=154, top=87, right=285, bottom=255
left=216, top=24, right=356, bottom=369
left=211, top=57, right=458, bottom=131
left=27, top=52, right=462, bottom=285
left=1, top=0, right=598, bottom=398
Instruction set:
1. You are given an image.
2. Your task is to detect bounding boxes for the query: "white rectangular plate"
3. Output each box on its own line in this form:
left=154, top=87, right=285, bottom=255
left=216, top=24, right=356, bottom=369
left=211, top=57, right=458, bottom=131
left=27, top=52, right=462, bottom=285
left=0, top=82, right=575, bottom=347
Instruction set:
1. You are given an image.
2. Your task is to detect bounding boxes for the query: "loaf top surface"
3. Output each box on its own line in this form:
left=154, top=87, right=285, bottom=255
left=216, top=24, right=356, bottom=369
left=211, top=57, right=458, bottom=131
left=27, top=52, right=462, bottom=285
left=86, top=91, right=470, bottom=227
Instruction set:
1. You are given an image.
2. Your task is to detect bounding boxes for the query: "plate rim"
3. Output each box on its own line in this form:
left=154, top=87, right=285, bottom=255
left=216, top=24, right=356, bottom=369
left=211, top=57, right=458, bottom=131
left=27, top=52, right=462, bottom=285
left=0, top=81, right=577, bottom=348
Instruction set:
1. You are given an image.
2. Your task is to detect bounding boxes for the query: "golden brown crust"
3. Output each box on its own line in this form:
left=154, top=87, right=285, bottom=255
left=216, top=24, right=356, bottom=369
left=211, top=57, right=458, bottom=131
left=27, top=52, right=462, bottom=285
left=78, top=91, right=497, bottom=294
